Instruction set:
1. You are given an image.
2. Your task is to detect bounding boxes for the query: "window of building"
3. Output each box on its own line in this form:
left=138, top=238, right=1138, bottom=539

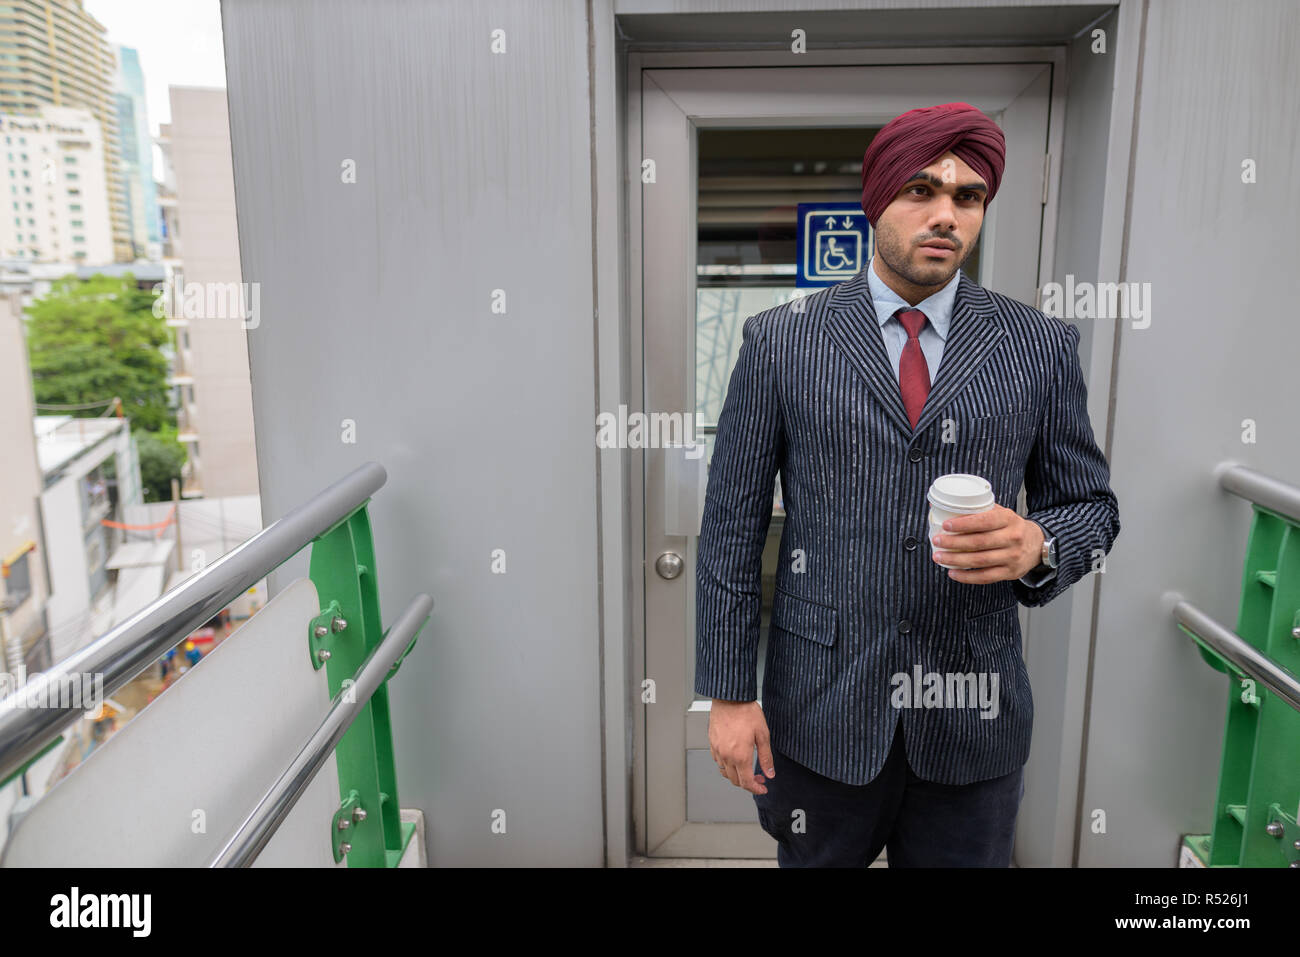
left=73, top=234, right=84, bottom=243
left=69, top=203, right=80, bottom=211
left=65, top=171, right=77, bottom=180
left=2, top=546, right=34, bottom=610
left=70, top=219, right=82, bottom=227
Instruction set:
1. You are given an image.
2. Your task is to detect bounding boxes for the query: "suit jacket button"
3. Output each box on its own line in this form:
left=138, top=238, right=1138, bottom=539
left=898, top=619, right=912, bottom=634
left=903, top=536, right=918, bottom=551
left=908, top=447, right=923, bottom=462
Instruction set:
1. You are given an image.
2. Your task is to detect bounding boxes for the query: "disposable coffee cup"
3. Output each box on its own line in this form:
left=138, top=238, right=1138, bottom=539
left=927, top=473, right=995, bottom=570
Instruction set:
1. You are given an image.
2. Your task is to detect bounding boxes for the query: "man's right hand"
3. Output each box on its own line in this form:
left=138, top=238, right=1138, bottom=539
left=709, top=699, right=776, bottom=794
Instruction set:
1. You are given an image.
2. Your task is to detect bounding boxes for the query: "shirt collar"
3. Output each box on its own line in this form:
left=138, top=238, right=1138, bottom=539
left=864, top=253, right=962, bottom=341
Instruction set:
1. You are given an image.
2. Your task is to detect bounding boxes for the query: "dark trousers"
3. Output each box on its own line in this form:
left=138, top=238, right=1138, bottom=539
left=752, top=718, right=1025, bottom=867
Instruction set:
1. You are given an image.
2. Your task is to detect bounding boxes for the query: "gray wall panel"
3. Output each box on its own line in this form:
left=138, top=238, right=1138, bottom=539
left=1016, top=7, right=1120, bottom=868
left=1080, top=0, right=1300, bottom=865
left=221, top=0, right=603, bottom=866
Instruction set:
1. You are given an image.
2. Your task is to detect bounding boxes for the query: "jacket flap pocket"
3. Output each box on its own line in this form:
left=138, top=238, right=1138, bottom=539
left=964, top=603, right=1019, bottom=657
left=771, top=587, right=837, bottom=647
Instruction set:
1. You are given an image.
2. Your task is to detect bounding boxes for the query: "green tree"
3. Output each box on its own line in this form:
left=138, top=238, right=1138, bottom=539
left=135, top=427, right=187, bottom=503
left=25, top=273, right=175, bottom=432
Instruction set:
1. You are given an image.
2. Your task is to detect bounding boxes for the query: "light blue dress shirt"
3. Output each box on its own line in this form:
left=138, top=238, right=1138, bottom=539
left=864, top=255, right=1056, bottom=588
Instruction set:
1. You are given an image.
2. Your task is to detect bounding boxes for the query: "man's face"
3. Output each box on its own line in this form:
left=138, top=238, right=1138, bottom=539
left=872, top=151, right=986, bottom=289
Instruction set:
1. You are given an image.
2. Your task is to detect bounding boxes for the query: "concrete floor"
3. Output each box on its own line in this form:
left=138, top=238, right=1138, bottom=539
left=629, top=854, right=889, bottom=867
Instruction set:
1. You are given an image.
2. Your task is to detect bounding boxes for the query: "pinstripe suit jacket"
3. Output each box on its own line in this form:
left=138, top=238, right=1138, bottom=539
left=694, top=264, right=1120, bottom=786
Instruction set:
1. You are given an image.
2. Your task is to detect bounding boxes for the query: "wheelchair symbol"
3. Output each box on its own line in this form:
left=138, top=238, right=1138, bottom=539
left=821, top=236, right=853, bottom=271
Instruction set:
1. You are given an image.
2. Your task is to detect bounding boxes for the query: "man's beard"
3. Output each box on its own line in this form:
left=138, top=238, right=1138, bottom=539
left=875, top=225, right=975, bottom=287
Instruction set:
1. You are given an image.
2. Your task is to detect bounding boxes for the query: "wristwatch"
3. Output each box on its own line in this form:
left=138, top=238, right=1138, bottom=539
left=1035, top=521, right=1058, bottom=570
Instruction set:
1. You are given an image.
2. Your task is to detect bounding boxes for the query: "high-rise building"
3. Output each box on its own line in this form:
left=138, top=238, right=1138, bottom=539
left=0, top=0, right=132, bottom=261
left=0, top=105, right=113, bottom=264
left=0, top=293, right=50, bottom=675
left=155, top=87, right=259, bottom=499
left=113, top=45, right=159, bottom=260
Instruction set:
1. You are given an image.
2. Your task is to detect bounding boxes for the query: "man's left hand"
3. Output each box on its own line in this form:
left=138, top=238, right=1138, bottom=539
left=931, top=505, right=1044, bottom=583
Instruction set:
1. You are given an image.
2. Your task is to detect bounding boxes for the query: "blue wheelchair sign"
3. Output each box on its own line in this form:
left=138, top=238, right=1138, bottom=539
left=795, top=203, right=871, bottom=287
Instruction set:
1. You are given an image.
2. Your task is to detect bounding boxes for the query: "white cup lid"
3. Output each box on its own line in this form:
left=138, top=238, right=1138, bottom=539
left=928, top=473, right=994, bottom=510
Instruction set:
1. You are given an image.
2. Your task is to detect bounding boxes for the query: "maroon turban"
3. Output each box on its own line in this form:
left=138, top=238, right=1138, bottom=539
left=859, top=102, right=1006, bottom=227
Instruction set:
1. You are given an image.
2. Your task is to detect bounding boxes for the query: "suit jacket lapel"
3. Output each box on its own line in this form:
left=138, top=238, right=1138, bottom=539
left=826, top=266, right=1008, bottom=439
left=825, top=266, right=912, bottom=436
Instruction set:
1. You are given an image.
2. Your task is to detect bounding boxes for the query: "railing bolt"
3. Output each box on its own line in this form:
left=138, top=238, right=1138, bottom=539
left=339, top=842, right=351, bottom=855
left=337, top=817, right=350, bottom=830
left=1291, top=626, right=1300, bottom=639
left=352, top=807, right=367, bottom=824
left=314, top=624, right=328, bottom=638
left=331, top=616, right=348, bottom=633
left=317, top=649, right=331, bottom=662
left=1266, top=821, right=1284, bottom=838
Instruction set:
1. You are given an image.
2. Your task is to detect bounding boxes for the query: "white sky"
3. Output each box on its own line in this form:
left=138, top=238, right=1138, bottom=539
left=82, top=0, right=227, bottom=137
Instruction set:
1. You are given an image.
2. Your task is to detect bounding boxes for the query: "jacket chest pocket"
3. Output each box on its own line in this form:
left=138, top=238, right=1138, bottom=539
left=771, top=587, right=838, bottom=647
left=969, top=409, right=1037, bottom=441
left=963, top=410, right=1037, bottom=479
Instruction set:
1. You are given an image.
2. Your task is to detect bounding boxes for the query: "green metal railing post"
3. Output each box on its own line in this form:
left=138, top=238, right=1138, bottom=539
left=308, top=504, right=418, bottom=867
left=1180, top=504, right=1300, bottom=867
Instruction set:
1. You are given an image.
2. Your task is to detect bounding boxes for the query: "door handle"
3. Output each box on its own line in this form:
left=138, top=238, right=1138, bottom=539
left=655, top=552, right=683, bottom=580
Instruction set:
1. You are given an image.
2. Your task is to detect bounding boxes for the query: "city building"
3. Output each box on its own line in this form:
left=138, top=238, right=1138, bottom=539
left=152, top=87, right=259, bottom=499
left=0, top=106, right=113, bottom=264
left=113, top=45, right=160, bottom=261
left=0, top=293, right=50, bottom=676
left=34, top=412, right=141, bottom=663
left=0, top=0, right=131, bottom=261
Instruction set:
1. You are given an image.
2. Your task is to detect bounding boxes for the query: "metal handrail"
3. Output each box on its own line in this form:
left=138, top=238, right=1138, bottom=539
left=1216, top=461, right=1300, bottom=525
left=211, top=592, right=433, bottom=867
left=0, top=462, right=389, bottom=785
left=1170, top=596, right=1300, bottom=713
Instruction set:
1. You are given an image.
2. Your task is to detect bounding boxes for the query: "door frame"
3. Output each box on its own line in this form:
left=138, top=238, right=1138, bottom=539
left=625, top=45, right=1069, bottom=858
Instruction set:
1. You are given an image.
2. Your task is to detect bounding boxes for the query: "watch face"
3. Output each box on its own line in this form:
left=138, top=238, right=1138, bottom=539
left=1046, top=538, right=1058, bottom=567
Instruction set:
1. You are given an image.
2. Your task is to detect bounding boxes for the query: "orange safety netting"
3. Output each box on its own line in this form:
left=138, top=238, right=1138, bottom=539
left=101, top=504, right=177, bottom=531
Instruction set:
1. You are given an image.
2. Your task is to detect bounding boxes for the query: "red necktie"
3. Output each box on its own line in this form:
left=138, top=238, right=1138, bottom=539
left=896, top=308, right=930, bottom=429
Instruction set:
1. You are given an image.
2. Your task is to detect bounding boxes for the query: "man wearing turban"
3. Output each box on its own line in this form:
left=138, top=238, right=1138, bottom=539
left=696, top=103, right=1121, bottom=867
left=858, top=101, right=1006, bottom=301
